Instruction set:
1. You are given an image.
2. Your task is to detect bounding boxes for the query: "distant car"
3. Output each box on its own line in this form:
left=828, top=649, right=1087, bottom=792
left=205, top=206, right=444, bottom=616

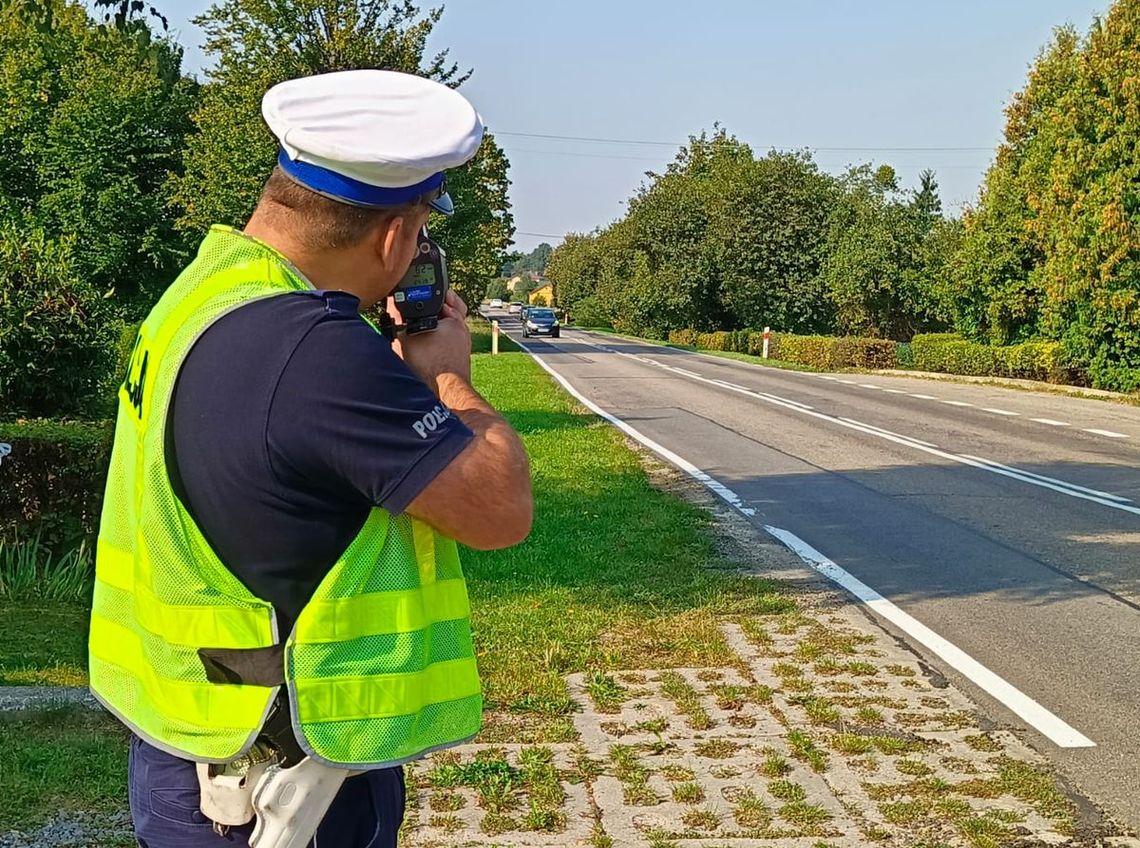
left=519, top=305, right=531, bottom=320
left=489, top=298, right=503, bottom=309
left=523, top=307, right=560, bottom=338
left=508, top=302, right=523, bottom=314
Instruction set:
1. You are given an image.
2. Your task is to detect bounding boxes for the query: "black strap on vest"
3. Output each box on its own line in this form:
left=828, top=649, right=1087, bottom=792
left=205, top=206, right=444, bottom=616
left=198, top=645, right=285, bottom=687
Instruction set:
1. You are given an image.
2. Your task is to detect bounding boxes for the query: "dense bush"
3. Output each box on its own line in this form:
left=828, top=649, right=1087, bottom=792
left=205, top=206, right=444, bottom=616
left=672, top=329, right=897, bottom=370
left=910, top=334, right=1076, bottom=383
left=0, top=226, right=125, bottom=419
left=0, top=419, right=113, bottom=549
left=567, top=296, right=612, bottom=329
left=695, top=331, right=732, bottom=351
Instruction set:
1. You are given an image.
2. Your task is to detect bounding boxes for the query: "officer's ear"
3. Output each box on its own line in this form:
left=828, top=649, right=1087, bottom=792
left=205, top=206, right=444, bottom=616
left=373, top=205, right=428, bottom=278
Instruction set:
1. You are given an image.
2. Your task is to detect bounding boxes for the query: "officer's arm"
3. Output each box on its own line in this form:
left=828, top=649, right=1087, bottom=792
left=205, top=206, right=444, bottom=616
left=405, top=373, right=532, bottom=550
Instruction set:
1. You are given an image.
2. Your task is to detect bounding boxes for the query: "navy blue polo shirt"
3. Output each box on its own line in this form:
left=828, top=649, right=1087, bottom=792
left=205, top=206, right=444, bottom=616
left=167, top=290, right=473, bottom=636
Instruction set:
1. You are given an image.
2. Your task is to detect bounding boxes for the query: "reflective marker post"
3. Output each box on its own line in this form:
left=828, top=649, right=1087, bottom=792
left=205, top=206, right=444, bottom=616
left=492, top=320, right=499, bottom=355
left=762, top=327, right=770, bottom=359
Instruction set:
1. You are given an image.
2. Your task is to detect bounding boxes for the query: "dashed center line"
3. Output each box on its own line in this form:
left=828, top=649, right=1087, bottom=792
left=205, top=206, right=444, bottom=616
left=881, top=388, right=909, bottom=394
left=942, top=400, right=973, bottom=407
left=838, top=379, right=858, bottom=385
left=859, top=383, right=882, bottom=390
left=982, top=408, right=1019, bottom=416
left=910, top=393, right=939, bottom=400
left=1084, top=428, right=1130, bottom=439
left=1031, top=418, right=1070, bottom=427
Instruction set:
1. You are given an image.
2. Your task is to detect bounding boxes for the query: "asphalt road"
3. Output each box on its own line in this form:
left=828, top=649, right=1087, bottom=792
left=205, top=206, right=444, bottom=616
left=488, top=311, right=1140, bottom=831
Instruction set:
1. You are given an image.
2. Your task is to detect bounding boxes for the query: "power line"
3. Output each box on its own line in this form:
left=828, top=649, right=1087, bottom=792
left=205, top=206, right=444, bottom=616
left=497, top=129, right=991, bottom=153
left=509, top=147, right=662, bottom=162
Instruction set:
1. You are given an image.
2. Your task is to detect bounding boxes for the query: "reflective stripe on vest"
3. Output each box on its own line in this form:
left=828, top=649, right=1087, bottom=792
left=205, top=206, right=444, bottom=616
left=90, top=226, right=482, bottom=766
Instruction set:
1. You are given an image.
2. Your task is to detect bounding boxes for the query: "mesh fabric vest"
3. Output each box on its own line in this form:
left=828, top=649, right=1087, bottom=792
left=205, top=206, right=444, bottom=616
left=89, top=226, right=482, bottom=766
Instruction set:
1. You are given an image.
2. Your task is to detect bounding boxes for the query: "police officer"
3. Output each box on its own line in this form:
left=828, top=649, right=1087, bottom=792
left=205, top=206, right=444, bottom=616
left=89, top=70, right=533, bottom=846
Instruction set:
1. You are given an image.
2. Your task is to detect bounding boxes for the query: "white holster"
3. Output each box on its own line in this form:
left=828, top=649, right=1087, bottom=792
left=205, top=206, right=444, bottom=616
left=249, top=758, right=354, bottom=848
left=197, top=746, right=354, bottom=847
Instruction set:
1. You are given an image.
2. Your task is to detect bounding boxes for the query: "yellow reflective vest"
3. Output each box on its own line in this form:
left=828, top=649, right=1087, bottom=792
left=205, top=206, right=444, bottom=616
left=89, top=226, right=482, bottom=766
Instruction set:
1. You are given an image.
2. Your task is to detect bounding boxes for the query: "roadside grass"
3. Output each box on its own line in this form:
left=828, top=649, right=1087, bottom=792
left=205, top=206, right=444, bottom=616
left=464, top=351, right=795, bottom=739
left=0, top=706, right=128, bottom=831
left=0, top=603, right=88, bottom=686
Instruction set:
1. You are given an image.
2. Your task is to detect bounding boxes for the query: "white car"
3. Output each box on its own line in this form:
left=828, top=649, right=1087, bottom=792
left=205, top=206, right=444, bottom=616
left=489, top=298, right=503, bottom=308
left=508, top=302, right=523, bottom=314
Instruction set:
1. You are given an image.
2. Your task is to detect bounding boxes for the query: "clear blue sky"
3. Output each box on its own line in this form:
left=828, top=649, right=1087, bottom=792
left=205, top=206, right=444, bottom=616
left=163, top=0, right=1107, bottom=252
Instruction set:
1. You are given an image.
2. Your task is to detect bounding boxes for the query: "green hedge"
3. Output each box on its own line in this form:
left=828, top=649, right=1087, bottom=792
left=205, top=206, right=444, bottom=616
left=910, top=334, right=1078, bottom=383
left=670, top=329, right=897, bottom=370
left=0, top=420, right=113, bottom=550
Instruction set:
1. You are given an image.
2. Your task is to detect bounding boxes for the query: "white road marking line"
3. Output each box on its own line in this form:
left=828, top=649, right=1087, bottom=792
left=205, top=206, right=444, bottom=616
left=943, top=400, right=973, bottom=407
left=713, top=380, right=749, bottom=392
left=859, top=384, right=882, bottom=390
left=1084, top=428, right=1130, bottom=439
left=910, top=393, right=939, bottom=400
left=674, top=368, right=701, bottom=379
left=765, top=528, right=1095, bottom=749
left=1031, top=418, right=1069, bottom=427
left=837, top=418, right=937, bottom=448
left=756, top=392, right=813, bottom=411
left=959, top=455, right=1132, bottom=504
left=983, top=408, right=1020, bottom=416
left=881, top=388, right=909, bottom=394
left=517, top=329, right=1096, bottom=750
left=567, top=328, right=1140, bottom=517
left=838, top=379, right=859, bottom=385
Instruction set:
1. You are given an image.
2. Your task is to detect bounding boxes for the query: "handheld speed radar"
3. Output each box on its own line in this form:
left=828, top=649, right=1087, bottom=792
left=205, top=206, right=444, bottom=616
left=392, top=229, right=449, bottom=335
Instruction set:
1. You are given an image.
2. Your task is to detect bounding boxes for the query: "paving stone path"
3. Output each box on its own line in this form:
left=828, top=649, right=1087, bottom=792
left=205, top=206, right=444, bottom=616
left=402, top=609, right=1132, bottom=848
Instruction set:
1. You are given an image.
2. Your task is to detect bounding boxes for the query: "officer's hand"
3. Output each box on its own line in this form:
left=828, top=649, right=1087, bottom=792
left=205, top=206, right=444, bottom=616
left=390, top=291, right=472, bottom=390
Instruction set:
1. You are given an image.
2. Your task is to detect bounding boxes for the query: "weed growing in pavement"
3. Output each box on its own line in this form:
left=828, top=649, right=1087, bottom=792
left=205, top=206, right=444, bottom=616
left=769, top=780, right=807, bottom=802
left=680, top=807, right=721, bottom=830
left=694, top=738, right=740, bottom=759
left=671, top=781, right=704, bottom=803
left=609, top=744, right=660, bottom=806
left=658, top=671, right=714, bottom=730
left=732, top=787, right=773, bottom=829
left=585, top=672, right=628, bottom=713
left=787, top=729, right=829, bottom=772
left=759, top=748, right=792, bottom=778
left=778, top=800, right=832, bottom=831
left=964, top=733, right=1003, bottom=752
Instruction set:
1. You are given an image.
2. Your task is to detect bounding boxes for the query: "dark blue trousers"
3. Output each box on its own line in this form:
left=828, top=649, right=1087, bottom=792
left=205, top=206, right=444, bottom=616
left=128, top=735, right=405, bottom=848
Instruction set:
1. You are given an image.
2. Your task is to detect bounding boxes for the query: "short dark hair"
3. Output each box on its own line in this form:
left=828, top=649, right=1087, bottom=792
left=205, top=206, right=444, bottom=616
left=254, top=166, right=427, bottom=250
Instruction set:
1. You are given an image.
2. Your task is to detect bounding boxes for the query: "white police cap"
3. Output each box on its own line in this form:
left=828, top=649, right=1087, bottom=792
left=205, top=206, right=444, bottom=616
left=262, top=69, right=484, bottom=216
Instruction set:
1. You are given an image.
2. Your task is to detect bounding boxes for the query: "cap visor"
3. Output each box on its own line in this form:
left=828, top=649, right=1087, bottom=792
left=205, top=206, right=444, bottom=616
left=429, top=191, right=454, bottom=216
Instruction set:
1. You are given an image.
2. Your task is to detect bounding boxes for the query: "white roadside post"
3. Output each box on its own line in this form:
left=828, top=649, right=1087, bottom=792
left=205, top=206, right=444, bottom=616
left=762, top=326, right=771, bottom=359
left=492, top=320, right=499, bottom=355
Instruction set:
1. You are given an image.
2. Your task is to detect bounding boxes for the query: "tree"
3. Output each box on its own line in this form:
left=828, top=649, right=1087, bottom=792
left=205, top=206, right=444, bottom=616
left=821, top=167, right=949, bottom=339
left=707, top=150, right=838, bottom=333
left=170, top=0, right=513, bottom=305
left=546, top=233, right=601, bottom=309
left=0, top=0, right=197, bottom=317
left=945, top=26, right=1078, bottom=345
left=484, top=279, right=508, bottom=302
left=913, top=169, right=942, bottom=219
left=509, top=242, right=553, bottom=275
left=0, top=222, right=123, bottom=418
left=1032, top=3, right=1140, bottom=389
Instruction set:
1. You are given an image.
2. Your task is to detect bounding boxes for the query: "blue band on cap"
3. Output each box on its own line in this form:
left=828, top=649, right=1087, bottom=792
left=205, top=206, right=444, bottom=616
left=277, top=149, right=444, bottom=208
